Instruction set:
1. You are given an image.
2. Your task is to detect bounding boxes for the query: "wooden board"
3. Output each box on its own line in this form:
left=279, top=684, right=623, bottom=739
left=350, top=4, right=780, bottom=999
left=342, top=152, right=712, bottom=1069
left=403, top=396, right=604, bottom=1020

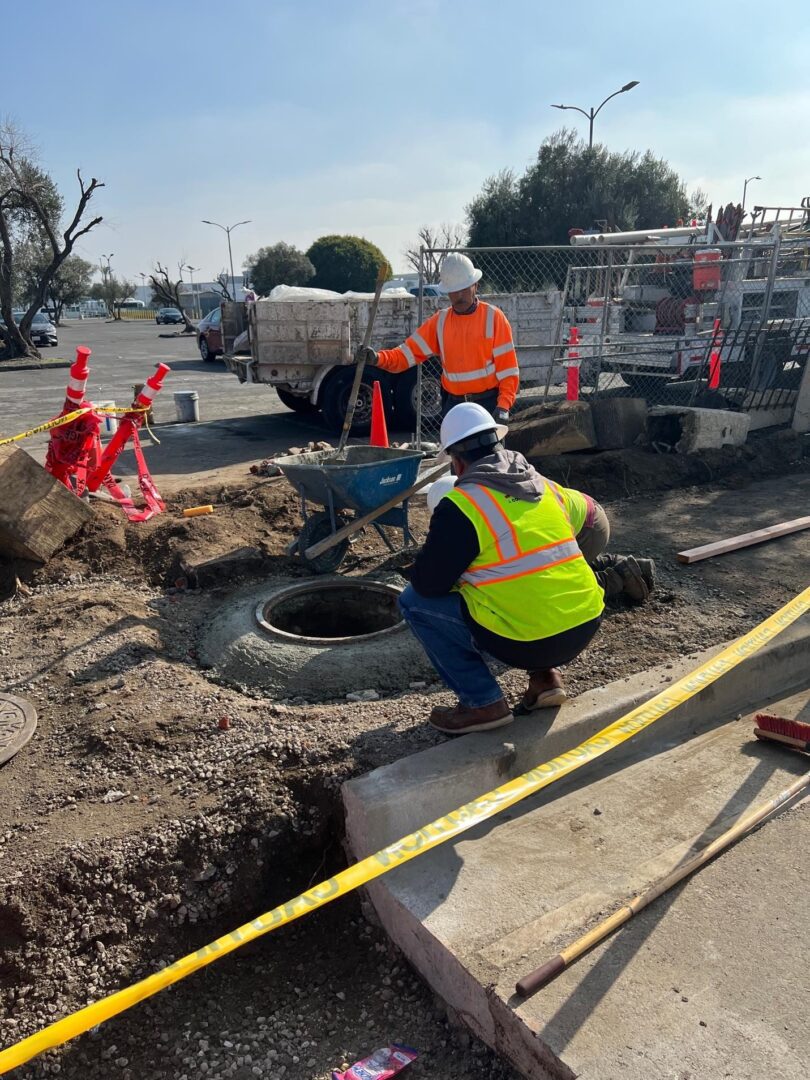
left=676, top=516, right=810, bottom=564
left=0, top=445, right=93, bottom=563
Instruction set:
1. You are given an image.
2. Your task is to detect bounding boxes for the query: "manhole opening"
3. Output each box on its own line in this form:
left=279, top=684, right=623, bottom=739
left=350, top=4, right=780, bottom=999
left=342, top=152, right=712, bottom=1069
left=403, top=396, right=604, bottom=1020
left=257, top=581, right=404, bottom=645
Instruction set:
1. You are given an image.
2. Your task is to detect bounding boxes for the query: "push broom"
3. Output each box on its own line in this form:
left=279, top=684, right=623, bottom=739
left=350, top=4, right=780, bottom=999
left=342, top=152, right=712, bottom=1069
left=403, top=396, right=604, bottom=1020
left=516, top=712, right=810, bottom=998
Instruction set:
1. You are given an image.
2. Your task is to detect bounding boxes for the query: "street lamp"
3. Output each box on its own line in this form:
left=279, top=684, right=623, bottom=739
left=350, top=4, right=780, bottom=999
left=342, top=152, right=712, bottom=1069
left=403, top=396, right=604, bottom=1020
left=202, top=219, right=251, bottom=301
left=551, top=80, right=640, bottom=149
left=742, top=175, right=762, bottom=212
left=185, top=265, right=201, bottom=319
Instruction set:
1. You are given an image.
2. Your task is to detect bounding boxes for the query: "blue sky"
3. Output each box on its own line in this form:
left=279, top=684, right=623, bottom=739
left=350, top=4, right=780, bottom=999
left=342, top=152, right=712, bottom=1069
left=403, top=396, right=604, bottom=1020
left=4, top=0, right=808, bottom=283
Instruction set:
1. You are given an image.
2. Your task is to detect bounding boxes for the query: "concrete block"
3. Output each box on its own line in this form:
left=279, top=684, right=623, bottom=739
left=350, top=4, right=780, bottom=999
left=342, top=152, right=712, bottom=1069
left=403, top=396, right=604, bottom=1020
left=589, top=397, right=647, bottom=450
left=647, top=406, right=750, bottom=453
left=792, top=357, right=810, bottom=433
left=507, top=402, right=596, bottom=458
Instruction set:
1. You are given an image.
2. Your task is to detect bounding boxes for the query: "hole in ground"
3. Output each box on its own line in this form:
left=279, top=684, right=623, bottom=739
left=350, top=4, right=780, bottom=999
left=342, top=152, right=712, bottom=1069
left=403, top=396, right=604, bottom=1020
left=258, top=580, right=404, bottom=644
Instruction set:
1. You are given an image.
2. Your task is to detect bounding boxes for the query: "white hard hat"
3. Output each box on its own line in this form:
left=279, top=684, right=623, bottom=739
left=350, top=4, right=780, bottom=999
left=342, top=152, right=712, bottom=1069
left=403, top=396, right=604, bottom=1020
left=438, top=253, right=483, bottom=294
left=426, top=475, right=457, bottom=514
left=437, top=402, right=508, bottom=462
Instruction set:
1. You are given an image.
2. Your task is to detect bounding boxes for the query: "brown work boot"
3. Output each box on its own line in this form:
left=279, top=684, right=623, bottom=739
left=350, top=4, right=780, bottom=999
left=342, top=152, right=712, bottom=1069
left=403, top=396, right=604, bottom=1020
left=635, top=557, right=656, bottom=592
left=594, top=554, right=650, bottom=602
left=429, top=698, right=513, bottom=735
left=522, top=668, right=567, bottom=711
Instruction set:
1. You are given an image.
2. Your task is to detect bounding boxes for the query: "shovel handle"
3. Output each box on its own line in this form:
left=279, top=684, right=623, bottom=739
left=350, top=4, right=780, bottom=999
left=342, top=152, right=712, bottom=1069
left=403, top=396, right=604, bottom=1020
left=337, top=265, right=388, bottom=454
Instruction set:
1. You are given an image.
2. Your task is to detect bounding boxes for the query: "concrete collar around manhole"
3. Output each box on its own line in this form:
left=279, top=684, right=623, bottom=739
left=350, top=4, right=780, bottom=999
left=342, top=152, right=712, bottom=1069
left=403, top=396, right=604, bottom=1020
left=0, top=693, right=38, bottom=766
left=255, top=579, right=405, bottom=647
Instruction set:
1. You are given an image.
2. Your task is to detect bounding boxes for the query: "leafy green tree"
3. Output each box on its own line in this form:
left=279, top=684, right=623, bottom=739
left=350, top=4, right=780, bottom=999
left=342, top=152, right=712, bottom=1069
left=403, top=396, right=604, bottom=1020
left=245, top=242, right=315, bottom=295
left=467, top=129, right=697, bottom=249
left=15, top=249, right=93, bottom=323
left=90, top=273, right=135, bottom=319
left=305, top=235, right=392, bottom=293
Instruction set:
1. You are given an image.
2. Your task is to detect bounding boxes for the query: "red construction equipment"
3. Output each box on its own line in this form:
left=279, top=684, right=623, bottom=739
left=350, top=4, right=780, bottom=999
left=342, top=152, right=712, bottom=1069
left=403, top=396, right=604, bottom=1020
left=369, top=379, right=389, bottom=447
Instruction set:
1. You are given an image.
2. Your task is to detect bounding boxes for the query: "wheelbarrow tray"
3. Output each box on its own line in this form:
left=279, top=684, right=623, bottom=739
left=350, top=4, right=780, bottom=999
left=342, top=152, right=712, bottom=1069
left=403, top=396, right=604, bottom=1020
left=274, top=445, right=423, bottom=515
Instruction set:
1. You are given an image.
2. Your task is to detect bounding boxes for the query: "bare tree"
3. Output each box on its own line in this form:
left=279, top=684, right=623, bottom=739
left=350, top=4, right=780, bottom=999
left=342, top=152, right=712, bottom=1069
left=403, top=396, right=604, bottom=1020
left=148, top=262, right=195, bottom=333
left=212, top=270, right=232, bottom=301
left=0, top=121, right=103, bottom=359
left=404, top=223, right=468, bottom=283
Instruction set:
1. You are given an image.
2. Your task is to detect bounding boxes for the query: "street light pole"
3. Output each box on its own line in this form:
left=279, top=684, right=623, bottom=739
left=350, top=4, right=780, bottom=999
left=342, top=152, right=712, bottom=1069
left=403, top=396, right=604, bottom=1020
left=185, top=265, right=201, bottom=319
left=202, top=219, right=251, bottom=301
left=551, top=81, right=640, bottom=149
left=742, top=175, right=762, bottom=212
left=100, top=254, right=115, bottom=316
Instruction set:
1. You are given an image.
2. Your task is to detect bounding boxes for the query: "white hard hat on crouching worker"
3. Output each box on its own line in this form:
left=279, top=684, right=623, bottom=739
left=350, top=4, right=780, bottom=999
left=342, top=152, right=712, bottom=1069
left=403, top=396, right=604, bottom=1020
left=426, top=475, right=457, bottom=514
left=437, top=402, right=508, bottom=462
left=439, top=252, right=483, bottom=294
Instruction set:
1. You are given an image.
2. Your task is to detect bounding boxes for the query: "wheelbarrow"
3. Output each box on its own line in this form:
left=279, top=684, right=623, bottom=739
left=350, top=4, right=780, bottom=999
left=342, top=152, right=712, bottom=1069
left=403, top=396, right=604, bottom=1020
left=275, top=445, right=424, bottom=573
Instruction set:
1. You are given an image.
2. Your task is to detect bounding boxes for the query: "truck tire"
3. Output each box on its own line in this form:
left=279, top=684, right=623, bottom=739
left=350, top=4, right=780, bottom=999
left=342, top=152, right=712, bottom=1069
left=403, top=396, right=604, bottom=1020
left=276, top=387, right=319, bottom=414
left=393, top=357, right=443, bottom=431
left=319, top=367, right=392, bottom=435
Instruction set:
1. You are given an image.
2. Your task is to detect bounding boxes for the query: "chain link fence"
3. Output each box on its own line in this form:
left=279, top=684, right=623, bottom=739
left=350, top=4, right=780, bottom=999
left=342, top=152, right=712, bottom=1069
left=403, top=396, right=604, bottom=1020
left=416, top=230, right=810, bottom=446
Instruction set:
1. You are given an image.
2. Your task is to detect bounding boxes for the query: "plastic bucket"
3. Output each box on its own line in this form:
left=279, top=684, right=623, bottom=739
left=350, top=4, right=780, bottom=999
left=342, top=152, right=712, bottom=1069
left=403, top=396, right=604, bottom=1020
left=95, top=400, right=118, bottom=435
left=174, top=390, right=200, bottom=423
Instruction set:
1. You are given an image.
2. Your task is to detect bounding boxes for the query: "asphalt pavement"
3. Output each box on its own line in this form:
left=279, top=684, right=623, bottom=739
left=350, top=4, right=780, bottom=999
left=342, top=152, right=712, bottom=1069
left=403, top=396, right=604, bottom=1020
left=0, top=320, right=330, bottom=487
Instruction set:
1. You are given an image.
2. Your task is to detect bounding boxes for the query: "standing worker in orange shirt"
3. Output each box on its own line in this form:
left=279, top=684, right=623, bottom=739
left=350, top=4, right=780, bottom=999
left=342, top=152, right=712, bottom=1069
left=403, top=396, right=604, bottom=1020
left=355, top=253, right=518, bottom=423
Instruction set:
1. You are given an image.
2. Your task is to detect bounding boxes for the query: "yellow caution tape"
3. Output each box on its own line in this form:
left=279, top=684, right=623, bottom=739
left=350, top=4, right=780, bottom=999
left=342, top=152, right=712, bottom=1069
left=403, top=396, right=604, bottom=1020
left=0, top=406, right=150, bottom=447
left=1, top=586, right=808, bottom=1073
left=0, top=407, right=93, bottom=446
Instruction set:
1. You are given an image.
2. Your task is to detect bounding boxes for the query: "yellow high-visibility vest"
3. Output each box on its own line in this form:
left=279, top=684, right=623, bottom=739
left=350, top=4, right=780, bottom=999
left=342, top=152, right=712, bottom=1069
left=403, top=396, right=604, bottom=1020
left=447, top=482, right=604, bottom=642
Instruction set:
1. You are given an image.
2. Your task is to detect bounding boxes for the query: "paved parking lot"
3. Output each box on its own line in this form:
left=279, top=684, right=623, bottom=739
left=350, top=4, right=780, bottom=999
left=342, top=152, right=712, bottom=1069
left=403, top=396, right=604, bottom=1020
left=0, top=320, right=328, bottom=487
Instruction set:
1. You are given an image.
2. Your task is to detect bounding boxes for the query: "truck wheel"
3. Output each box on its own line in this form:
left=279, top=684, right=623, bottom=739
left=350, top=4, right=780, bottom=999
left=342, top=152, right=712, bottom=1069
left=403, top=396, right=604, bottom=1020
left=276, top=387, right=319, bottom=414
left=393, top=357, right=442, bottom=430
left=319, top=368, right=392, bottom=435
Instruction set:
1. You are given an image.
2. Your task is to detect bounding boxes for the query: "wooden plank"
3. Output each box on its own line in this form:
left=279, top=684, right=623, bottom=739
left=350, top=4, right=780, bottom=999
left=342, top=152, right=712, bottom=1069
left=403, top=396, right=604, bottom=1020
left=0, top=445, right=93, bottom=562
left=676, top=516, right=810, bottom=564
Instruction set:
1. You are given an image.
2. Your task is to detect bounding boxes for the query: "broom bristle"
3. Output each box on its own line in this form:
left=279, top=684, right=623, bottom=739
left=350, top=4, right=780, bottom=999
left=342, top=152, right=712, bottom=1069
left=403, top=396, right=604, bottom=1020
left=755, top=713, right=810, bottom=742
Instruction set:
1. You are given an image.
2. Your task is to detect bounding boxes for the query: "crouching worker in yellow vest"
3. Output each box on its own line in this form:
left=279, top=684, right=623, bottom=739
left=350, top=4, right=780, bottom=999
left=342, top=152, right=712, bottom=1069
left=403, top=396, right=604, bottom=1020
left=399, top=403, right=648, bottom=735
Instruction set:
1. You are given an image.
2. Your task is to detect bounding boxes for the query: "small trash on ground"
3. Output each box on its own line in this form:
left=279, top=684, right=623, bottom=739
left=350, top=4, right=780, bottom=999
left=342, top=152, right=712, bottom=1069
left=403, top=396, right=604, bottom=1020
left=332, top=1044, right=418, bottom=1080
left=346, top=689, right=380, bottom=702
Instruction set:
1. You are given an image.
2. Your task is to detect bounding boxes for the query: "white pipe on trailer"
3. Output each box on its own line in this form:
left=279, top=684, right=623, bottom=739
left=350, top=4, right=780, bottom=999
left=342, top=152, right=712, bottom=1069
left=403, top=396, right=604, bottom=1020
left=570, top=226, right=705, bottom=246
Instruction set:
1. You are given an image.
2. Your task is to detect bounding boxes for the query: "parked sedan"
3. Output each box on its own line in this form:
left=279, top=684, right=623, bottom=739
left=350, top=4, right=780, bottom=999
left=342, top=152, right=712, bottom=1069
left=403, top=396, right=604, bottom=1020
left=2, top=311, right=58, bottom=347
left=156, top=307, right=184, bottom=325
left=197, top=307, right=222, bottom=361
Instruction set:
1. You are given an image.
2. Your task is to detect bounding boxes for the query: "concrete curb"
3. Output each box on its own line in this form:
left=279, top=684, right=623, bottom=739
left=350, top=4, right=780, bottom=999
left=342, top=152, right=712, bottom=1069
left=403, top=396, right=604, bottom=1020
left=343, top=618, right=810, bottom=1079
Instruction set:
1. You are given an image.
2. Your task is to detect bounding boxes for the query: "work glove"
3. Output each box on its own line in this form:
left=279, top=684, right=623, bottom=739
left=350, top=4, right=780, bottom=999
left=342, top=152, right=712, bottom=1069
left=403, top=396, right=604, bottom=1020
left=355, top=345, right=377, bottom=366
left=493, top=408, right=510, bottom=424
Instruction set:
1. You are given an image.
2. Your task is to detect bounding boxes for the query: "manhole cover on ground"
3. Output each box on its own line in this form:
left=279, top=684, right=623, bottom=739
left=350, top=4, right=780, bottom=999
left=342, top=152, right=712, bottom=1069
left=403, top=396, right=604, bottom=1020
left=0, top=692, right=37, bottom=766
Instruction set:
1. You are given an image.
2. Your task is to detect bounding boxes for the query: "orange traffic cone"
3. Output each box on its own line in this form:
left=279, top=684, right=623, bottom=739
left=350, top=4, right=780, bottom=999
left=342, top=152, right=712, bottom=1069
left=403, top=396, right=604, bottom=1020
left=370, top=380, right=389, bottom=448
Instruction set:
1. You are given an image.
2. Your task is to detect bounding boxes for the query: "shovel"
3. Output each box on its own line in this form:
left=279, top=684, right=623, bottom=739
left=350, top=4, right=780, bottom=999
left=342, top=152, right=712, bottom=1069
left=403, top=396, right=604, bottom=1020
left=335, top=264, right=388, bottom=456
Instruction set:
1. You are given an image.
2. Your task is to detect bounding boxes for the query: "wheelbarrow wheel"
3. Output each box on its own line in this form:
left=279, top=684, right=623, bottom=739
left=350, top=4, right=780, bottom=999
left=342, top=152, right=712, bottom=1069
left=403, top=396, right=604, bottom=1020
left=298, top=510, right=351, bottom=574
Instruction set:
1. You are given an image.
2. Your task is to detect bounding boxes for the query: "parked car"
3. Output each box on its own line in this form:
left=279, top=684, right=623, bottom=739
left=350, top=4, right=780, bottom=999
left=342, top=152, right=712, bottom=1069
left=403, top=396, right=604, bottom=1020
left=156, top=307, right=184, bottom=325
left=197, top=307, right=222, bottom=361
left=2, top=311, right=58, bottom=347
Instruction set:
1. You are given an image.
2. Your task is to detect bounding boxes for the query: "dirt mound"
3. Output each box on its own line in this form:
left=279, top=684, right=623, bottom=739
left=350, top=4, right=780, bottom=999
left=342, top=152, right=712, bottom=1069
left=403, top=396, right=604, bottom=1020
left=535, top=428, right=809, bottom=503
left=37, top=479, right=304, bottom=588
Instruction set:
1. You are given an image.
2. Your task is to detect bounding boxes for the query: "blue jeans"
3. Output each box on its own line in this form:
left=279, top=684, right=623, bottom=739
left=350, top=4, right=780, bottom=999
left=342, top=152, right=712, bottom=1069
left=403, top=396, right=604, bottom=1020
left=398, top=585, right=504, bottom=708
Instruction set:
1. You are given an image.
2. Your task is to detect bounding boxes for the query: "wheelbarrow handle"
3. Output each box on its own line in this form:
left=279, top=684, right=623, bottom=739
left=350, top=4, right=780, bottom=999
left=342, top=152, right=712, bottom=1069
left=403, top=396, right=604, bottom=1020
left=303, top=462, right=450, bottom=561
left=336, top=264, right=388, bottom=454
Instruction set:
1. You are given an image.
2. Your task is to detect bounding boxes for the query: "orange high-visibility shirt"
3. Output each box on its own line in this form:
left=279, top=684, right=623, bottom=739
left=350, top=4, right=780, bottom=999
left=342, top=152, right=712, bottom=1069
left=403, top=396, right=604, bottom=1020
left=375, top=301, right=519, bottom=410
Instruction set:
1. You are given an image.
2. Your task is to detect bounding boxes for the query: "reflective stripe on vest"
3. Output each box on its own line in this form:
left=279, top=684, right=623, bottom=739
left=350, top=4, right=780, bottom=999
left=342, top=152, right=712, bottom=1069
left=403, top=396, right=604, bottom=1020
left=437, top=307, right=450, bottom=358
left=485, top=303, right=495, bottom=338
left=456, top=484, right=520, bottom=560
left=461, top=538, right=581, bottom=586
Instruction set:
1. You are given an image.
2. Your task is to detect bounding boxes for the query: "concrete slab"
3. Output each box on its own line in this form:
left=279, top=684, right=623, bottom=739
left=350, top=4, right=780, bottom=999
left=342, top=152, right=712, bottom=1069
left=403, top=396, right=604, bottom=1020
left=343, top=623, right=810, bottom=1079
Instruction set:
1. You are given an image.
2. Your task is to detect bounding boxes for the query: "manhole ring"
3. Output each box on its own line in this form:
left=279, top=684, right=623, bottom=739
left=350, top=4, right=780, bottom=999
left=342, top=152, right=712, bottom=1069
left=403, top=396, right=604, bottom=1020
left=255, top=578, right=405, bottom=647
left=0, top=693, right=37, bottom=767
